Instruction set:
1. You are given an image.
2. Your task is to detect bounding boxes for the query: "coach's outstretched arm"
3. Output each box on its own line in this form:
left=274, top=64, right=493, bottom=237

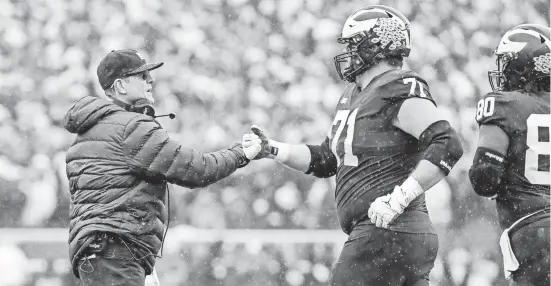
left=368, top=97, right=464, bottom=228
left=248, top=126, right=338, bottom=177
left=123, top=116, right=261, bottom=189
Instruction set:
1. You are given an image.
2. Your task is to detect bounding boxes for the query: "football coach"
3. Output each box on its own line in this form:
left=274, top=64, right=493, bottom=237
left=63, top=49, right=262, bottom=285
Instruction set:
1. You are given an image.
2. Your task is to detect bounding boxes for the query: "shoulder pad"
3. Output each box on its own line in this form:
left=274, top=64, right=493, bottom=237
left=475, top=91, right=530, bottom=136
left=376, top=70, right=436, bottom=106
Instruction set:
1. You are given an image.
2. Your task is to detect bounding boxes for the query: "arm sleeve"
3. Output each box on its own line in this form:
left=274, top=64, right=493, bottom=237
left=305, top=137, right=338, bottom=178
left=417, top=120, right=464, bottom=175
left=123, top=116, right=241, bottom=188
left=469, top=147, right=506, bottom=197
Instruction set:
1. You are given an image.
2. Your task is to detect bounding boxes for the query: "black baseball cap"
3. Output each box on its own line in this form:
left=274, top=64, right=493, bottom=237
left=97, top=49, right=164, bottom=90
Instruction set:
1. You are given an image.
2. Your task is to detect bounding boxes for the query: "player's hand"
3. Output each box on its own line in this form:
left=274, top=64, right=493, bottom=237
left=145, top=268, right=160, bottom=286
left=250, top=125, right=276, bottom=160
left=242, top=133, right=262, bottom=160
left=368, top=192, right=404, bottom=228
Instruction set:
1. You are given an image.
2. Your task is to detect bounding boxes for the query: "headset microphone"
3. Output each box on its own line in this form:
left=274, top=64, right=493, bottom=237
left=110, top=98, right=175, bottom=119
left=154, top=113, right=176, bottom=119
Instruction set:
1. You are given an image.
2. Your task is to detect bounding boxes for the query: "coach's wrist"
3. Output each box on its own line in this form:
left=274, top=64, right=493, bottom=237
left=229, top=143, right=250, bottom=168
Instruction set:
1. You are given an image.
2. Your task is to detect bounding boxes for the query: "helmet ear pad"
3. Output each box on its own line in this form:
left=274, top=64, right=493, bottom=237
left=355, top=38, right=399, bottom=70
left=507, top=65, right=551, bottom=93
left=502, top=50, right=550, bottom=92
left=502, top=59, right=531, bottom=91
left=349, top=39, right=384, bottom=75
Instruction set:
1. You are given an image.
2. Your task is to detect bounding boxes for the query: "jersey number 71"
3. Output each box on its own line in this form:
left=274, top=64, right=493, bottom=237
left=330, top=109, right=359, bottom=167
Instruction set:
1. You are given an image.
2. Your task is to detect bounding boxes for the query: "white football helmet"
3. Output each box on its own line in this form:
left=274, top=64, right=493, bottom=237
left=334, top=5, right=411, bottom=82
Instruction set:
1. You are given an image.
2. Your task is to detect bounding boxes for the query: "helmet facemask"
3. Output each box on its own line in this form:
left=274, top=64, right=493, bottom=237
left=334, top=31, right=372, bottom=83
left=488, top=52, right=516, bottom=91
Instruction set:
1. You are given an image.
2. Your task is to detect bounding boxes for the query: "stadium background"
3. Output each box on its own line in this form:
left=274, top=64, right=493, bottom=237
left=0, top=0, right=549, bottom=285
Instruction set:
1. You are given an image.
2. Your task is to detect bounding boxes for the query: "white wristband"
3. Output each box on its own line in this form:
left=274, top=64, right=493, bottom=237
left=400, top=177, right=424, bottom=202
left=269, top=140, right=290, bottom=163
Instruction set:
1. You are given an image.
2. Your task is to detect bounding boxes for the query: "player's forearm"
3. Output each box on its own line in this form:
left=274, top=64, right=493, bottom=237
left=250, top=126, right=336, bottom=177
left=408, top=160, right=446, bottom=191
left=389, top=124, right=462, bottom=205
left=385, top=160, right=446, bottom=211
left=389, top=118, right=463, bottom=208
left=269, top=141, right=311, bottom=173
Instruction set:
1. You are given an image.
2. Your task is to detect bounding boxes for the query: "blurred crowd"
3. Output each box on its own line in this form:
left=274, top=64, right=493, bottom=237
left=0, top=0, right=549, bottom=285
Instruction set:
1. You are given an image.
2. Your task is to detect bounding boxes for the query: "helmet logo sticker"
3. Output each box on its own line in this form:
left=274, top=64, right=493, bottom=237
left=534, top=53, right=551, bottom=74
left=371, top=18, right=405, bottom=51
left=497, top=30, right=545, bottom=54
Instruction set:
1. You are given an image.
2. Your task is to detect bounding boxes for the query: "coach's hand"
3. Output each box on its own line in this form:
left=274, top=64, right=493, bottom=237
left=368, top=191, right=404, bottom=229
left=242, top=133, right=262, bottom=160
left=250, top=125, right=277, bottom=160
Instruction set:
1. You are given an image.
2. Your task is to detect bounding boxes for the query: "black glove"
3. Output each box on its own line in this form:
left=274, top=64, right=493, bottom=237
left=250, top=125, right=278, bottom=160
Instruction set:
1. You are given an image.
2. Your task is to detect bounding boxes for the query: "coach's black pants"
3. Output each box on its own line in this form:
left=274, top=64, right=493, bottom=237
left=78, top=239, right=146, bottom=286
left=329, top=226, right=438, bottom=286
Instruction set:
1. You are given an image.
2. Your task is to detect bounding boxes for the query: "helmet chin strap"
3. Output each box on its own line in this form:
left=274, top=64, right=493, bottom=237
left=345, top=51, right=386, bottom=83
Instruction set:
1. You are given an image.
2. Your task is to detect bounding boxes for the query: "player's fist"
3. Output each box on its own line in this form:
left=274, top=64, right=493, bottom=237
left=242, top=133, right=262, bottom=160
left=368, top=193, right=402, bottom=229
left=250, top=125, right=276, bottom=160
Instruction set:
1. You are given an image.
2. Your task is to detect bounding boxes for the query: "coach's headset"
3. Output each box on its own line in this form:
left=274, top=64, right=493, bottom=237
left=111, top=98, right=175, bottom=119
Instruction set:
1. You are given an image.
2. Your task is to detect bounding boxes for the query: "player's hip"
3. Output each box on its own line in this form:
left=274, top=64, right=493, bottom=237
left=509, top=221, right=550, bottom=285
left=510, top=214, right=550, bottom=264
left=331, top=227, right=438, bottom=285
left=346, top=224, right=439, bottom=252
left=342, top=209, right=435, bottom=235
left=499, top=208, right=549, bottom=282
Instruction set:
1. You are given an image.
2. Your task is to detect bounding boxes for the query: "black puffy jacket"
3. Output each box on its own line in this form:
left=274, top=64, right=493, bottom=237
left=64, top=96, right=244, bottom=277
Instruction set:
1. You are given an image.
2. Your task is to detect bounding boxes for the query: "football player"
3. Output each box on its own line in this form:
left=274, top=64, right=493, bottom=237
left=469, top=24, right=550, bottom=286
left=245, top=5, right=463, bottom=285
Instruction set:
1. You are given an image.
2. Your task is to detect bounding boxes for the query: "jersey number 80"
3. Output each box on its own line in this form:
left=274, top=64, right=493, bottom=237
left=476, top=97, right=495, bottom=120
left=477, top=97, right=550, bottom=185
left=525, top=114, right=550, bottom=185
